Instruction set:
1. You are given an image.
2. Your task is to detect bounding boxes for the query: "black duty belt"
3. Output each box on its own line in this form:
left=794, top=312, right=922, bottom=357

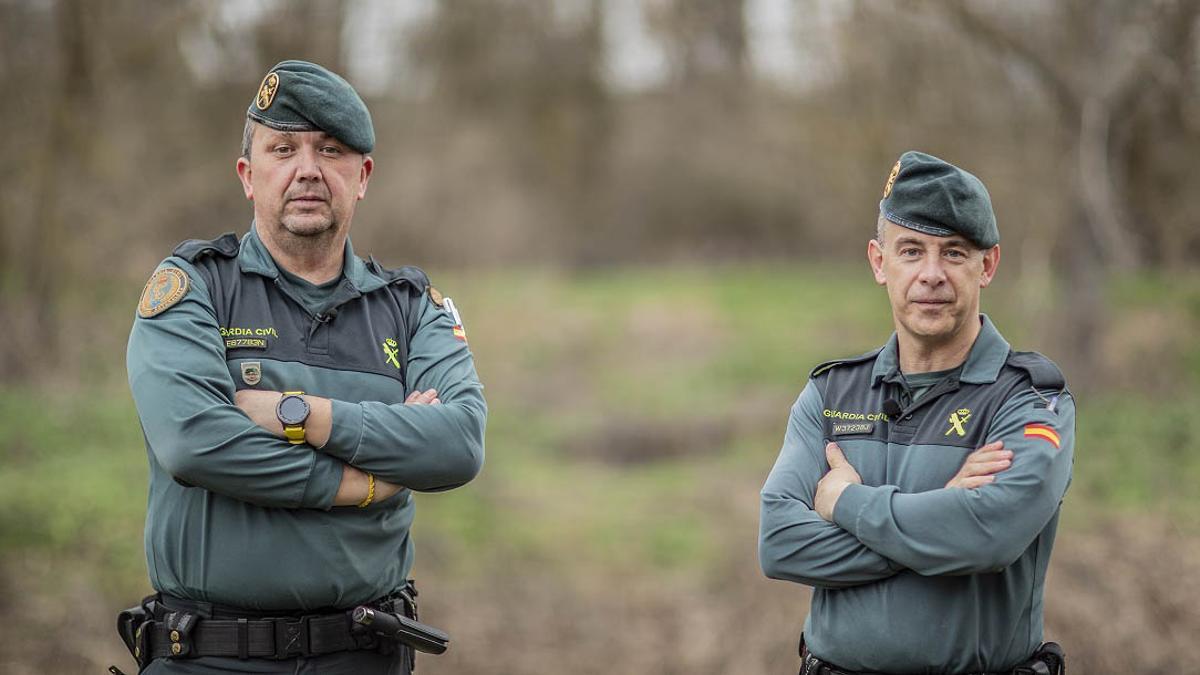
left=800, top=640, right=1066, bottom=675
left=115, top=581, right=447, bottom=672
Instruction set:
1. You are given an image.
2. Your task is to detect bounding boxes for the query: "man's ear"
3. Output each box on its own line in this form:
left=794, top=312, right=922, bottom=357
left=980, top=245, right=1001, bottom=288
left=868, top=238, right=887, bottom=286
left=357, top=156, right=374, bottom=200
left=236, top=157, right=254, bottom=200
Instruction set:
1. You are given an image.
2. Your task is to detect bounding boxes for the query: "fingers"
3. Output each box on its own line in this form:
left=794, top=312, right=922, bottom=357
left=958, top=475, right=996, bottom=489
left=825, top=442, right=847, bottom=468
left=405, top=389, right=440, bottom=405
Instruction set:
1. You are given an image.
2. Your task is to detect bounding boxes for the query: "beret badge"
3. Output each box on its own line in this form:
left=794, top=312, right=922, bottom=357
left=255, top=72, right=279, bottom=111
left=882, top=159, right=901, bottom=198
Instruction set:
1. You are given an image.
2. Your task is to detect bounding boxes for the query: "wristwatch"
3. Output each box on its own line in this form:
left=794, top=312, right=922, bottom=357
left=276, top=391, right=310, bottom=445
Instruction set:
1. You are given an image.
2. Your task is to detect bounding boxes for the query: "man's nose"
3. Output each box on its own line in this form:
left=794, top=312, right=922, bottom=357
left=294, top=145, right=322, bottom=181
left=918, top=256, right=946, bottom=285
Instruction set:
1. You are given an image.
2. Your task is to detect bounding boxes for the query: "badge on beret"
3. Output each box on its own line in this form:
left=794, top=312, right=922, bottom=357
left=138, top=268, right=189, bottom=318
left=255, top=72, right=280, bottom=111
left=883, top=159, right=901, bottom=198
left=427, top=286, right=445, bottom=308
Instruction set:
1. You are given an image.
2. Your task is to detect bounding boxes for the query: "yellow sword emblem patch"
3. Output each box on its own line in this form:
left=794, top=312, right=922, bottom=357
left=381, top=338, right=401, bottom=369
left=945, top=408, right=972, bottom=436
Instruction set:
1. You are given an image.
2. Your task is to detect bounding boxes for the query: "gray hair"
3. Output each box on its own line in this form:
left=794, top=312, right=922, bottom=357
left=240, top=118, right=257, bottom=159
left=876, top=214, right=888, bottom=243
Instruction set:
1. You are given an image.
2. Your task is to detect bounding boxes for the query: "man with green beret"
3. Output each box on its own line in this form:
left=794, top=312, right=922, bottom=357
left=120, top=59, right=485, bottom=674
left=759, top=151, right=1073, bottom=674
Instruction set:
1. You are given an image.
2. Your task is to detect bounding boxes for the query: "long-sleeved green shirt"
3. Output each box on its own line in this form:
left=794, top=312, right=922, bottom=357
left=759, top=316, right=1074, bottom=673
left=127, top=226, right=486, bottom=611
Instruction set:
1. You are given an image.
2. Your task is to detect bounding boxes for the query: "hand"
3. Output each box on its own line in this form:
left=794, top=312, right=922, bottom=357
left=234, top=389, right=285, bottom=437
left=945, top=441, right=1011, bottom=489
left=405, top=389, right=440, bottom=405
left=815, top=442, right=862, bottom=521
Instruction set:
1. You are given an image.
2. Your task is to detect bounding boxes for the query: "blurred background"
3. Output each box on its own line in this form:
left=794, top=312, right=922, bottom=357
left=2, top=0, right=1199, bottom=673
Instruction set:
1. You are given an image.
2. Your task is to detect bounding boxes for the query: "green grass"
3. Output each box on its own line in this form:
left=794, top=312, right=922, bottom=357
left=3, top=263, right=1199, bottom=594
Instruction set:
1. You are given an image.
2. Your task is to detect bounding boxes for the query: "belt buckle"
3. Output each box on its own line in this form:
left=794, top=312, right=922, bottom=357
left=272, top=616, right=310, bottom=659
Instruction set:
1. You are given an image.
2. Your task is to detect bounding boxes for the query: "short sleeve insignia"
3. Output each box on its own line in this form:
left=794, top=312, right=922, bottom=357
left=137, top=267, right=189, bottom=318
left=883, top=159, right=901, bottom=198
left=255, top=72, right=280, bottom=111
left=427, top=285, right=445, bottom=308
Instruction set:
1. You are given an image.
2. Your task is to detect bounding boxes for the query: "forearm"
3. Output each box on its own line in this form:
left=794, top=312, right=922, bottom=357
left=760, top=492, right=903, bottom=588
left=321, top=394, right=486, bottom=490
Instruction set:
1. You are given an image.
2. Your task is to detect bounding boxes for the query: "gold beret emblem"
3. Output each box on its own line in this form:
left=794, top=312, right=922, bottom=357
left=882, top=159, right=901, bottom=198
left=255, top=72, right=280, bottom=111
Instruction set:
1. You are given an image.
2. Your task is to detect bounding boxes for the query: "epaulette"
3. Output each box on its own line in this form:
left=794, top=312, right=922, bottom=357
left=172, top=233, right=240, bottom=263
left=1006, top=351, right=1066, bottom=389
left=809, top=347, right=884, bottom=379
left=367, top=256, right=429, bottom=293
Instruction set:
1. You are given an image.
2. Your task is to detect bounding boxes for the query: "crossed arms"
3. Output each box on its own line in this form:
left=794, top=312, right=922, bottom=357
left=127, top=260, right=486, bottom=511
left=758, top=380, right=1074, bottom=587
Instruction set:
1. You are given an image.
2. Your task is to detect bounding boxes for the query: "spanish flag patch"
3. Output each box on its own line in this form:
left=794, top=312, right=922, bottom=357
left=1024, top=423, right=1060, bottom=449
left=452, top=325, right=467, bottom=342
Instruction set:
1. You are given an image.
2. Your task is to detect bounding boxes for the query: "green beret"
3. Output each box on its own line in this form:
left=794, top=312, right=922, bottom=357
left=879, top=151, right=998, bottom=248
left=247, top=60, right=374, bottom=154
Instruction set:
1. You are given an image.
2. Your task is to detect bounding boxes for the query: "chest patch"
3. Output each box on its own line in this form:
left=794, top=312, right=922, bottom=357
left=138, top=268, right=189, bottom=318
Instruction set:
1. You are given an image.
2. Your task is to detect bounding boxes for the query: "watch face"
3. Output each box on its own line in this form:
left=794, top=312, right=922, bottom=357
left=278, top=395, right=310, bottom=425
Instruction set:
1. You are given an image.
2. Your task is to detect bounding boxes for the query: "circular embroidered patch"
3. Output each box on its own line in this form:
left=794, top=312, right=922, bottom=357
left=138, top=268, right=189, bottom=318
left=256, top=71, right=280, bottom=110
left=427, top=285, right=445, bottom=308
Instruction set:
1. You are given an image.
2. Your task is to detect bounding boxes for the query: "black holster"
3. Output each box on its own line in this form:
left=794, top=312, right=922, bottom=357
left=1012, top=642, right=1066, bottom=675
left=115, top=594, right=160, bottom=672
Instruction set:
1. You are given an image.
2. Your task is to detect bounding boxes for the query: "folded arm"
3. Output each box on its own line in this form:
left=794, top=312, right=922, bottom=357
left=831, top=389, right=1075, bottom=576
left=127, top=261, right=344, bottom=510
left=318, top=292, right=487, bottom=491
left=759, top=381, right=904, bottom=588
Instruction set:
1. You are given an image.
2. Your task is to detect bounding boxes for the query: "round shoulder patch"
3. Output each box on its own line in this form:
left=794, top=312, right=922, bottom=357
left=427, top=285, right=445, bottom=308
left=138, top=267, right=190, bottom=318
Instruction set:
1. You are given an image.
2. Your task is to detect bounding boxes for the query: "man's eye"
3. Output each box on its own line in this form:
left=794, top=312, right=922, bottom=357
left=944, top=249, right=965, bottom=259
left=900, top=248, right=920, bottom=257
left=272, top=145, right=294, bottom=155
left=320, top=146, right=342, bottom=155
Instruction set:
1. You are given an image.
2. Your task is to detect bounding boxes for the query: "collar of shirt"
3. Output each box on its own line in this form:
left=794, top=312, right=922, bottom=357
left=236, top=222, right=391, bottom=295
left=871, top=314, right=1011, bottom=388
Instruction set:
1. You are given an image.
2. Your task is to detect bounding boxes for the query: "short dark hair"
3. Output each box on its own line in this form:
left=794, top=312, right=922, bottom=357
left=240, top=117, right=256, bottom=159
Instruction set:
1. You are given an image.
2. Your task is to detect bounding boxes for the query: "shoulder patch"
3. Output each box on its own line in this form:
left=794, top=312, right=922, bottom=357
left=1006, top=351, right=1066, bottom=389
left=172, top=233, right=240, bottom=263
left=427, top=286, right=445, bottom=307
left=138, top=267, right=189, bottom=318
left=810, top=347, right=884, bottom=379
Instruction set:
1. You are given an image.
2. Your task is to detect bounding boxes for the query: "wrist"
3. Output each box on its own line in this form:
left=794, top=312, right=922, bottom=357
left=305, top=396, right=333, bottom=448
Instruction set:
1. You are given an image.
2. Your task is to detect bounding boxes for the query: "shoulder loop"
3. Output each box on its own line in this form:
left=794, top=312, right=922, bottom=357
left=810, top=347, right=883, bottom=379
left=172, top=233, right=240, bottom=263
left=1006, top=351, right=1066, bottom=389
left=367, top=256, right=429, bottom=293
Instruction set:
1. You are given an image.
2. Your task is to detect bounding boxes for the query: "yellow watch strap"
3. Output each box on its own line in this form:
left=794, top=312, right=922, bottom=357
left=281, top=391, right=306, bottom=445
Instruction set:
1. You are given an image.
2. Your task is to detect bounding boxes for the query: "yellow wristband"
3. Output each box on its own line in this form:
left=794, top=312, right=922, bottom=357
left=358, top=473, right=376, bottom=508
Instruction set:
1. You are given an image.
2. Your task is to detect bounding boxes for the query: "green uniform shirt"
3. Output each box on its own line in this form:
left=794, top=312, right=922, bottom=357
left=759, top=316, right=1074, bottom=673
left=127, top=226, right=486, bottom=611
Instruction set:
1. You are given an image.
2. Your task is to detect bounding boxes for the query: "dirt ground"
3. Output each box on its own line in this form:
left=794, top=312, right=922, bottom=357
left=1, top=516, right=1195, bottom=675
